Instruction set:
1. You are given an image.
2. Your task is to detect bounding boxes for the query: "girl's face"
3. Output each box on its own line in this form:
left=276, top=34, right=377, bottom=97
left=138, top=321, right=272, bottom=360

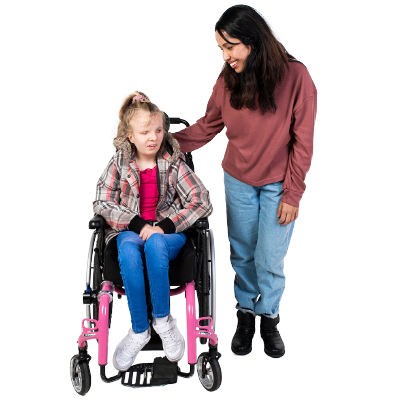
left=128, top=111, right=164, bottom=160
left=215, top=29, right=252, bottom=73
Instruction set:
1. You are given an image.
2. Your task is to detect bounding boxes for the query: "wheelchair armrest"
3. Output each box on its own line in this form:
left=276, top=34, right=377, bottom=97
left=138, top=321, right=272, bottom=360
left=89, top=214, right=107, bottom=230
left=194, top=217, right=209, bottom=230
left=89, top=215, right=207, bottom=231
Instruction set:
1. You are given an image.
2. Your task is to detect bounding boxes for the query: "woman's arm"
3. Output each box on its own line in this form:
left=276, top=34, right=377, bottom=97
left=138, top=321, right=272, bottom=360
left=281, top=93, right=317, bottom=209
left=173, top=79, right=225, bottom=152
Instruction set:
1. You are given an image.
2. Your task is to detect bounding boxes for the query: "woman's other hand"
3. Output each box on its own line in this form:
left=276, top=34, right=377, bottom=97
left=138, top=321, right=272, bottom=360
left=139, top=225, right=164, bottom=241
left=277, top=201, right=299, bottom=225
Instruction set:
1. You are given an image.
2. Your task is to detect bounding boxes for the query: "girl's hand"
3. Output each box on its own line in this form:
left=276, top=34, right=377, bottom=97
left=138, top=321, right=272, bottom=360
left=277, top=201, right=299, bottom=226
left=139, top=225, right=164, bottom=241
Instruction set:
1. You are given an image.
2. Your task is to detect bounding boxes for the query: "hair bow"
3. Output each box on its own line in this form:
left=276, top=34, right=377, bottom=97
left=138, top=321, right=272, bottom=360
left=132, top=95, right=150, bottom=104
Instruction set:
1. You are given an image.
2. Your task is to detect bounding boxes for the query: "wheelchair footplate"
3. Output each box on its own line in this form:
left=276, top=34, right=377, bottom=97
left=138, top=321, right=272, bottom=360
left=121, top=357, right=178, bottom=388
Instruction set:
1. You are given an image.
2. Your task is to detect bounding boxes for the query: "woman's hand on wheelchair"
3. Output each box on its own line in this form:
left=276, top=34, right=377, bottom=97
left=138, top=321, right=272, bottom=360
left=139, top=224, right=164, bottom=241
left=277, top=201, right=299, bottom=226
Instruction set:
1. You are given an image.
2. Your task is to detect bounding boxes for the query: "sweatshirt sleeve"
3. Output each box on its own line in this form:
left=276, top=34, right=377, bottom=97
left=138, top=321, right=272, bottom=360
left=173, top=79, right=225, bottom=152
left=281, top=93, right=317, bottom=207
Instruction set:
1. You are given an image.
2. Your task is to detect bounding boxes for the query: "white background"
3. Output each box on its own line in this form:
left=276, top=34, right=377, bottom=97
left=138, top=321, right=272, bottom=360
left=1, top=0, right=399, bottom=399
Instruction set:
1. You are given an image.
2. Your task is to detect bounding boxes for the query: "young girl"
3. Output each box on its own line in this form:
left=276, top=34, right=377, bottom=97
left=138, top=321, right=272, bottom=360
left=93, top=92, right=212, bottom=371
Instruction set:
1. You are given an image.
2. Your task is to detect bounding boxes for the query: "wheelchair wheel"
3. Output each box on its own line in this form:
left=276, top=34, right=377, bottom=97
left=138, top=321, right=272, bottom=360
left=70, top=355, right=91, bottom=396
left=196, top=352, right=222, bottom=392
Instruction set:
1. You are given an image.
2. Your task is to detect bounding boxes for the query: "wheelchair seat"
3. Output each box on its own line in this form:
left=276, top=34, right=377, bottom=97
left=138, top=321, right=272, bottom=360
left=103, top=233, right=197, bottom=287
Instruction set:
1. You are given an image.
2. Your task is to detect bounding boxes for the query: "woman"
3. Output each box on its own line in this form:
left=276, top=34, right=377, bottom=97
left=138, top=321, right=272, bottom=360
left=173, top=5, right=317, bottom=358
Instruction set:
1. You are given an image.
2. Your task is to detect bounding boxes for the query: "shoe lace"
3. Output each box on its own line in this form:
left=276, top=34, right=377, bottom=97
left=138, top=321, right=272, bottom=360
left=160, top=329, right=179, bottom=351
left=121, top=337, right=142, bottom=356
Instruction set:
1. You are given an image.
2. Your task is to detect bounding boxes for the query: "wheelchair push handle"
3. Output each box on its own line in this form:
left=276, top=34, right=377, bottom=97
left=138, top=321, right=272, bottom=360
left=169, top=117, right=189, bottom=128
left=164, top=114, right=195, bottom=172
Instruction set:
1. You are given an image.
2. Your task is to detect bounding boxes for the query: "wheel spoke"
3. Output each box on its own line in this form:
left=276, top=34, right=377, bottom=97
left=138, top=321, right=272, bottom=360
left=73, top=362, right=82, bottom=391
left=196, top=352, right=221, bottom=391
left=197, top=355, right=214, bottom=390
left=70, top=356, right=91, bottom=395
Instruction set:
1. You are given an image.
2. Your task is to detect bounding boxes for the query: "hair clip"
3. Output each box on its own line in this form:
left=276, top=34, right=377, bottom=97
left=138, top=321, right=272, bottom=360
left=132, top=95, right=150, bottom=104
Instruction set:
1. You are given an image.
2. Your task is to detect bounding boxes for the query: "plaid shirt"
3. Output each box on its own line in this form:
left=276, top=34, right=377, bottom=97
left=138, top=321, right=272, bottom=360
left=93, top=144, right=213, bottom=244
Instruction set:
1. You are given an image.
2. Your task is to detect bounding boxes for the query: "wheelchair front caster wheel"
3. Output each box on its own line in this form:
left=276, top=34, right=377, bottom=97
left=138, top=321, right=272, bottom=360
left=196, top=352, right=222, bottom=391
left=70, top=355, right=91, bottom=395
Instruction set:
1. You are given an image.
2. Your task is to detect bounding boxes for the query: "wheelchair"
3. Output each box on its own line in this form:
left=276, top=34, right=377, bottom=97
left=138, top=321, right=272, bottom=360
left=70, top=118, right=221, bottom=395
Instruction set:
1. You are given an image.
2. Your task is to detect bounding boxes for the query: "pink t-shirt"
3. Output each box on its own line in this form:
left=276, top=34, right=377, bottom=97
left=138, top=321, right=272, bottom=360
left=139, top=166, right=159, bottom=221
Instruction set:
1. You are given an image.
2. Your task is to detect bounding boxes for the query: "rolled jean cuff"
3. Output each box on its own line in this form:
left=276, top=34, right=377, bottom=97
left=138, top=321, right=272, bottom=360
left=152, top=310, right=170, bottom=319
left=132, top=321, right=150, bottom=334
left=236, top=305, right=279, bottom=319
left=260, top=312, right=279, bottom=319
left=236, top=304, right=256, bottom=317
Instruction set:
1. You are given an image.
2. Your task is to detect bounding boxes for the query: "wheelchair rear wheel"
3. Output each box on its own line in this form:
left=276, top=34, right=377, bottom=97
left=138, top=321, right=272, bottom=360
left=70, top=355, right=91, bottom=396
left=197, top=352, right=222, bottom=392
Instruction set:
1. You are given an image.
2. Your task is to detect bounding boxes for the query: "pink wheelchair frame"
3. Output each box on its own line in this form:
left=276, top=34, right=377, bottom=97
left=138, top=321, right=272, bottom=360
left=71, top=221, right=221, bottom=394
left=77, top=281, right=218, bottom=367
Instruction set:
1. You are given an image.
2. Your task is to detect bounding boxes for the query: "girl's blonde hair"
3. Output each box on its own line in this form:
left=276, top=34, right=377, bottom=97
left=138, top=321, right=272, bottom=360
left=113, top=91, right=168, bottom=159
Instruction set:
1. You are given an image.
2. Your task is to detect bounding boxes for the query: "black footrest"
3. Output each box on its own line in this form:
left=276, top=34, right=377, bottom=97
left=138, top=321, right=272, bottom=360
left=121, top=357, right=178, bottom=388
left=121, top=363, right=153, bottom=387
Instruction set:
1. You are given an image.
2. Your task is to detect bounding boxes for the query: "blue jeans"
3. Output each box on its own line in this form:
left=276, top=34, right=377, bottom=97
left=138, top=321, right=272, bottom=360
left=224, top=171, right=295, bottom=318
left=117, top=231, right=186, bottom=333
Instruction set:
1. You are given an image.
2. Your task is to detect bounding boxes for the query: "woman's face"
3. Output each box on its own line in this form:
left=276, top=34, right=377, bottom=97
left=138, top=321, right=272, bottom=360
left=215, top=30, right=252, bottom=73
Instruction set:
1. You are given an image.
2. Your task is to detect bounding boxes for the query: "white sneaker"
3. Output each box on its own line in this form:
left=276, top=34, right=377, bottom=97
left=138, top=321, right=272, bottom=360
left=153, top=314, right=185, bottom=362
left=112, top=327, right=151, bottom=371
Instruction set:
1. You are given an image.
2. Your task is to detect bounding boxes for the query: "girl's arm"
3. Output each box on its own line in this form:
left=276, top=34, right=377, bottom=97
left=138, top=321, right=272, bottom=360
left=158, top=158, right=213, bottom=233
left=93, top=155, right=138, bottom=231
left=172, top=78, right=225, bottom=152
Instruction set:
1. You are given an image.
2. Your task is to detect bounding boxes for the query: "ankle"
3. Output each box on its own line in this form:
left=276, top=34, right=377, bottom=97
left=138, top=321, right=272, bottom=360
left=237, top=310, right=255, bottom=326
left=129, top=327, right=151, bottom=342
left=260, top=314, right=280, bottom=327
left=154, top=315, right=169, bottom=326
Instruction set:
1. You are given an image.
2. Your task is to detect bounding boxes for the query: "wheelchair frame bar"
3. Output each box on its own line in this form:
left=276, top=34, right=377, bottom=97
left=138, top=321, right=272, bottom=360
left=208, top=229, right=216, bottom=333
left=79, top=281, right=114, bottom=365
left=86, top=231, right=97, bottom=289
left=85, top=231, right=98, bottom=326
left=186, top=281, right=218, bottom=364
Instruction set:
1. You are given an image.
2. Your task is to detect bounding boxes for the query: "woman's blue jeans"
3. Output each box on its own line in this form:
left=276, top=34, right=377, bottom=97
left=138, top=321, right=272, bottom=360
left=117, top=231, right=186, bottom=333
left=224, top=171, right=295, bottom=318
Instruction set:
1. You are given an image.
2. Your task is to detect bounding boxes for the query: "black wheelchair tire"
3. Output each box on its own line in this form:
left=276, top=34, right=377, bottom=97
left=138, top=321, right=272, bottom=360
left=70, top=356, right=91, bottom=396
left=197, top=353, right=222, bottom=392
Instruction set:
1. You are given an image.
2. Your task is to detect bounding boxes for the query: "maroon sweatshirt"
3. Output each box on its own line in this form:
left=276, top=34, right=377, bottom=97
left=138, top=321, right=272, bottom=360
left=173, top=60, right=317, bottom=207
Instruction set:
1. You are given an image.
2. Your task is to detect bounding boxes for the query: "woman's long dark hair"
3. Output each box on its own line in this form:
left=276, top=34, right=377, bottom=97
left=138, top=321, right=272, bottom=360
left=216, top=5, right=290, bottom=114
